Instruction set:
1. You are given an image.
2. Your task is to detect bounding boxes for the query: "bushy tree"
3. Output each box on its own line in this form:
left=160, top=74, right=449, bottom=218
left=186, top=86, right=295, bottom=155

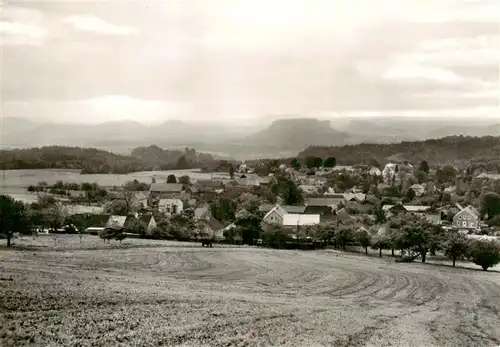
left=270, top=174, right=304, bottom=205
left=261, top=224, right=289, bottom=249
left=178, top=175, right=190, bottom=185
left=334, top=225, right=355, bottom=251
left=443, top=232, right=470, bottom=267
left=290, top=157, right=301, bottom=170
left=0, top=195, right=32, bottom=247
left=391, top=214, right=444, bottom=263
left=323, top=157, right=337, bottom=168
left=356, top=228, right=372, bottom=254
left=210, top=198, right=236, bottom=222
left=234, top=213, right=262, bottom=245
left=468, top=240, right=500, bottom=271
left=371, top=229, right=392, bottom=257
left=419, top=160, right=430, bottom=174
left=305, top=156, right=323, bottom=169
left=480, top=192, right=500, bottom=220
left=123, top=179, right=149, bottom=191
left=166, top=174, right=177, bottom=183
left=237, top=193, right=261, bottom=214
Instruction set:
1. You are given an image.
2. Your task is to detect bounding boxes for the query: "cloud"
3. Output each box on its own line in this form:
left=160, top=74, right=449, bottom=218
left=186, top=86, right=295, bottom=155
left=2, top=0, right=499, bottom=123
left=64, top=15, right=137, bottom=35
left=0, top=6, right=47, bottom=45
left=382, top=64, right=464, bottom=85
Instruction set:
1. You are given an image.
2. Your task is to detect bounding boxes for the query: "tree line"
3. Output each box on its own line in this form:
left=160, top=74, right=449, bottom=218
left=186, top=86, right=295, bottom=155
left=0, top=145, right=218, bottom=174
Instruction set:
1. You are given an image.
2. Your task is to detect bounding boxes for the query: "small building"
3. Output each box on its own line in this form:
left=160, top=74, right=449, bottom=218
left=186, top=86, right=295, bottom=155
left=159, top=198, right=183, bottom=215
left=452, top=206, right=480, bottom=232
left=306, top=197, right=345, bottom=209
left=342, top=193, right=366, bottom=203
left=262, top=204, right=288, bottom=225
left=84, top=214, right=111, bottom=233
left=199, top=216, right=224, bottom=240
left=369, top=167, right=382, bottom=176
left=149, top=183, right=184, bottom=199
left=382, top=204, right=431, bottom=217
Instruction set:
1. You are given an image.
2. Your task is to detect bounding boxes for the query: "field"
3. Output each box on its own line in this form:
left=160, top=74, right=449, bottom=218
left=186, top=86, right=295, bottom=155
left=0, top=168, right=224, bottom=189
left=1, top=235, right=500, bottom=347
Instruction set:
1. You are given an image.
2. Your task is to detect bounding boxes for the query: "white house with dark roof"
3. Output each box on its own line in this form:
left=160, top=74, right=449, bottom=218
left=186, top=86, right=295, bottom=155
left=453, top=206, right=480, bottom=232
left=262, top=204, right=288, bottom=225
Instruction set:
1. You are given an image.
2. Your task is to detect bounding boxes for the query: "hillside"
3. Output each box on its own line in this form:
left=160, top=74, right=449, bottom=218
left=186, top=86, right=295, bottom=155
left=298, top=136, right=500, bottom=167
left=242, top=118, right=349, bottom=150
left=0, top=146, right=217, bottom=174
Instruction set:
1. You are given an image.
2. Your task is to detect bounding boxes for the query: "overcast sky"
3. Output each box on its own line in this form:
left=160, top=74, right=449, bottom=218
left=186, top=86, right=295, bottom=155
left=1, top=0, right=499, bottom=124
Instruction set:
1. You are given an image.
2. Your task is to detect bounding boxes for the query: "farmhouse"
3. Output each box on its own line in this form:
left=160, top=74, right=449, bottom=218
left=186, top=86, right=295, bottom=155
left=149, top=183, right=184, bottom=199
left=452, top=206, right=480, bottom=232
left=158, top=198, right=183, bottom=215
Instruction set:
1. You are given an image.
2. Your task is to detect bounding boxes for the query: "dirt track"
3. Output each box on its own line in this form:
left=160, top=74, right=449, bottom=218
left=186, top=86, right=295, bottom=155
left=1, top=242, right=500, bottom=346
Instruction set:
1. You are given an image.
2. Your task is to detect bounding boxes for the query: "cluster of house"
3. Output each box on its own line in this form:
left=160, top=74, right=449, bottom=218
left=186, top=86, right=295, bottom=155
left=77, top=160, right=497, bottom=240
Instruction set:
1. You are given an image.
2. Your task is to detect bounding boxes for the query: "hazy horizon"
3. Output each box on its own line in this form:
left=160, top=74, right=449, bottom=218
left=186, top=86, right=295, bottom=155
left=2, top=0, right=499, bottom=125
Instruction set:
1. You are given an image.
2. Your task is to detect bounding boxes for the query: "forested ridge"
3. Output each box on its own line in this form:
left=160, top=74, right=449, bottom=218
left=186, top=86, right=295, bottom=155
left=0, top=145, right=215, bottom=174
left=298, top=136, right=500, bottom=166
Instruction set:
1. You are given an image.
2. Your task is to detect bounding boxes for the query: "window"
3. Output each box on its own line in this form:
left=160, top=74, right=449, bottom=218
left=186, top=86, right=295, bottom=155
left=470, top=223, right=475, bottom=227
left=459, top=216, right=462, bottom=219
left=462, top=221, right=467, bottom=227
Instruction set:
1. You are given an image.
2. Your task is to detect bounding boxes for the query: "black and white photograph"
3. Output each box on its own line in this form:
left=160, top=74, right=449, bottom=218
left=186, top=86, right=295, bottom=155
left=1, top=0, right=499, bottom=346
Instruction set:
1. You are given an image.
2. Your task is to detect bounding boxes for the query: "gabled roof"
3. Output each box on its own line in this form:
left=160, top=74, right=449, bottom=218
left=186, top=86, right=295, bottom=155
left=306, top=197, right=344, bottom=207
left=195, top=179, right=224, bottom=188
left=259, top=204, right=306, bottom=214
left=106, top=215, right=128, bottom=229
left=343, top=193, right=366, bottom=202
left=139, top=214, right=154, bottom=225
left=202, top=216, right=224, bottom=231
left=263, top=204, right=287, bottom=220
left=336, top=208, right=352, bottom=223
left=455, top=206, right=479, bottom=219
left=149, top=183, right=183, bottom=193
left=382, top=204, right=430, bottom=212
left=283, top=205, right=307, bottom=214
left=304, top=205, right=334, bottom=215
left=282, top=213, right=320, bottom=226
left=85, top=214, right=111, bottom=228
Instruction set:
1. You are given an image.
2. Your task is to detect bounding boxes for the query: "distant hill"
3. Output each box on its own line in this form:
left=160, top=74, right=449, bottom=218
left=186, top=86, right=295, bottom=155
left=242, top=118, right=349, bottom=150
left=0, top=145, right=218, bottom=174
left=298, top=136, right=500, bottom=167
left=3, top=116, right=499, bottom=159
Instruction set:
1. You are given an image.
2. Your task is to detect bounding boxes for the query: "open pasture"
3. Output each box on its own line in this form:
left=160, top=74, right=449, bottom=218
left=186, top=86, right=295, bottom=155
left=1, top=235, right=500, bottom=347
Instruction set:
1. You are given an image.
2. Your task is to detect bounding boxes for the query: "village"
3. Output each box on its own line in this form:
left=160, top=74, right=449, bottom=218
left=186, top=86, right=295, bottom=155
left=9, top=157, right=499, bottom=258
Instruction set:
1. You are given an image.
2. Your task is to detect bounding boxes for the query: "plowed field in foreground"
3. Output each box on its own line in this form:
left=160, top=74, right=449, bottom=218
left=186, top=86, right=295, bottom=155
left=1, top=239, right=500, bottom=347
